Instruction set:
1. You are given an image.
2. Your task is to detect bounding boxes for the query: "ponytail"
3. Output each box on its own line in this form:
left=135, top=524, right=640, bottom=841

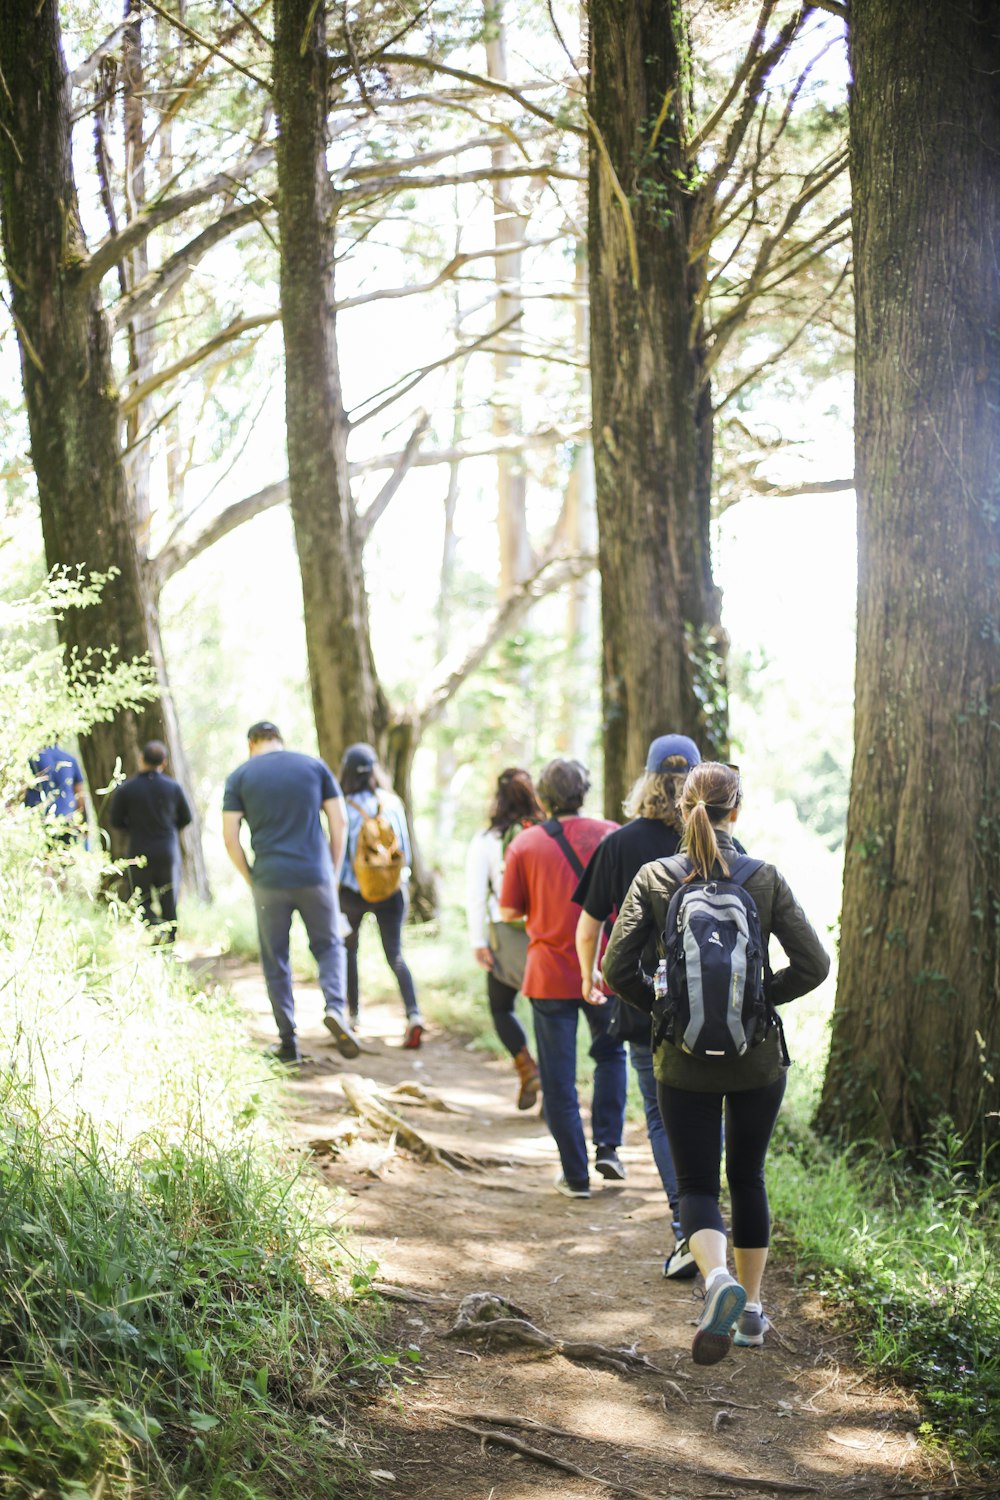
left=678, top=762, right=742, bottom=880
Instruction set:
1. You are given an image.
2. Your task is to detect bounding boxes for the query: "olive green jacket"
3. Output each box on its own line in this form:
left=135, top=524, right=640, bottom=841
left=601, top=830, right=831, bottom=1091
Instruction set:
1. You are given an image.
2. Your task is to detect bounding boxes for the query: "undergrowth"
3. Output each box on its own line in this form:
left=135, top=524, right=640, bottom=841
left=0, top=824, right=390, bottom=1499
left=770, top=1114, right=1000, bottom=1469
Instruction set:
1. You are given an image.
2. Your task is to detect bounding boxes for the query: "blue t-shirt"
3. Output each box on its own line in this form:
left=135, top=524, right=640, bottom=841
left=222, top=750, right=341, bottom=888
left=340, top=789, right=411, bottom=893
left=25, top=745, right=83, bottom=820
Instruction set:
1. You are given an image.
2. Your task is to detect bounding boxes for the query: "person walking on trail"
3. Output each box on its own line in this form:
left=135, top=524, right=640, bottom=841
left=602, top=761, right=829, bottom=1364
left=222, top=721, right=358, bottom=1066
left=499, top=758, right=624, bottom=1199
left=109, top=740, right=192, bottom=943
left=574, top=733, right=702, bottom=1278
left=338, top=743, right=424, bottom=1050
left=465, top=767, right=545, bottom=1110
left=25, top=742, right=85, bottom=844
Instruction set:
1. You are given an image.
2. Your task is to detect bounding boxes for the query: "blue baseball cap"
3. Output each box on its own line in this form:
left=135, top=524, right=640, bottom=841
left=645, top=734, right=701, bottom=772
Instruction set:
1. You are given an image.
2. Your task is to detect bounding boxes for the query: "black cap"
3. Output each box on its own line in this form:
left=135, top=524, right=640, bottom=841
left=341, top=741, right=377, bottom=776
left=247, top=721, right=282, bottom=742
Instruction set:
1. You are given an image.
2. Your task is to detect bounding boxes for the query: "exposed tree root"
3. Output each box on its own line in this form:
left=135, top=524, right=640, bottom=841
left=378, top=1079, right=467, bottom=1112
left=339, top=1074, right=493, bottom=1170
left=368, top=1282, right=451, bottom=1306
left=440, top=1419, right=666, bottom=1500
left=442, top=1291, right=667, bottom=1373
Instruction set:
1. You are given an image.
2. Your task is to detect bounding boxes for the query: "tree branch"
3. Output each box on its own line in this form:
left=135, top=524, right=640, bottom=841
left=70, top=22, right=130, bottom=90
left=141, top=0, right=269, bottom=89
left=349, top=423, right=587, bottom=474
left=119, top=311, right=279, bottom=415
left=333, top=241, right=547, bottom=313
left=360, top=51, right=585, bottom=135
left=348, top=313, right=522, bottom=426
left=685, top=0, right=777, bottom=162
left=411, top=551, right=596, bottom=737
left=357, top=410, right=430, bottom=541
left=337, top=161, right=583, bottom=206
left=79, top=144, right=274, bottom=290
left=151, top=478, right=289, bottom=587
left=109, top=198, right=268, bottom=330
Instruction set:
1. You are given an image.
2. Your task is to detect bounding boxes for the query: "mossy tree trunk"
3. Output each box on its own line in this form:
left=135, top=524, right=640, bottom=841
left=588, top=0, right=725, bottom=819
left=0, top=0, right=199, bottom=868
left=817, top=0, right=1000, bottom=1159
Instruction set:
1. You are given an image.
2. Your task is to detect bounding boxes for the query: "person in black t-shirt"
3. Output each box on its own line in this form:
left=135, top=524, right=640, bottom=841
left=574, top=733, right=702, bottom=1277
left=110, top=741, right=193, bottom=943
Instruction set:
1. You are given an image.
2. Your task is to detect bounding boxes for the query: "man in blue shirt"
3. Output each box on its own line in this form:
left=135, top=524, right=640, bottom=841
left=223, top=721, right=358, bottom=1065
left=25, top=743, right=85, bottom=842
left=110, top=740, right=192, bottom=943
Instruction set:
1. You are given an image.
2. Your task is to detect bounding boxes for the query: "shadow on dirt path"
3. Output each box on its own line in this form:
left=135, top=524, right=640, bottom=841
left=199, top=956, right=962, bottom=1500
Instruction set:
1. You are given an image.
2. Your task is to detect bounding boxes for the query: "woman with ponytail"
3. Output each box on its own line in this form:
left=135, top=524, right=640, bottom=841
left=602, top=762, right=829, bottom=1366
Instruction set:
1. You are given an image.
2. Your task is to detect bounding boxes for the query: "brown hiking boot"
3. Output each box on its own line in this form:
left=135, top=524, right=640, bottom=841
left=514, top=1047, right=541, bottom=1111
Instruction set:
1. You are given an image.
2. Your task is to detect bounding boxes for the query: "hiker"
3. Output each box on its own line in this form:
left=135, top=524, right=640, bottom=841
left=109, top=740, right=192, bottom=943
left=24, top=742, right=85, bottom=844
left=222, top=721, right=358, bottom=1066
left=574, top=733, right=702, bottom=1278
left=338, top=743, right=424, bottom=1049
left=499, top=758, right=624, bottom=1198
left=602, top=761, right=829, bottom=1364
left=465, top=767, right=545, bottom=1110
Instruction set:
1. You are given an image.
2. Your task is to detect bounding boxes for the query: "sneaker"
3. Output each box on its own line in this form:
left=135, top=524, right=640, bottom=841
left=692, top=1274, right=747, bottom=1366
left=402, top=1018, right=424, bottom=1049
left=323, top=1010, right=361, bottom=1059
left=734, top=1307, right=770, bottom=1347
left=663, top=1238, right=698, bottom=1280
left=594, top=1145, right=626, bottom=1181
left=554, top=1174, right=591, bottom=1199
left=270, top=1040, right=302, bottom=1066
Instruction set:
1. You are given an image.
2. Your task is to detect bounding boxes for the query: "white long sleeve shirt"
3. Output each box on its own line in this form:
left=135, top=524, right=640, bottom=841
left=465, top=827, right=505, bottom=950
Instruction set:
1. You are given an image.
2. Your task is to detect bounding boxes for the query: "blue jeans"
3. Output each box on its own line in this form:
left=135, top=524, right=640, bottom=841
left=252, top=881, right=347, bottom=1043
left=530, top=999, right=627, bottom=1188
left=629, top=1041, right=680, bottom=1233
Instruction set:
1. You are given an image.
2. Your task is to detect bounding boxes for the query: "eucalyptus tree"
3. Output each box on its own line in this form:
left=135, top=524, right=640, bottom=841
left=587, top=0, right=849, bottom=813
left=818, top=0, right=1000, bottom=1160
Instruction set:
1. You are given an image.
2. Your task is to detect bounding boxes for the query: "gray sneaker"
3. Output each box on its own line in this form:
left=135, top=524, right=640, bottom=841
left=323, top=1010, right=361, bottom=1059
left=692, top=1274, right=747, bottom=1365
left=734, top=1307, right=770, bottom=1347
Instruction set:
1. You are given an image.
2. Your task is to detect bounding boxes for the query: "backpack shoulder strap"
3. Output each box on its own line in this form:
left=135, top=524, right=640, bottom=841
left=542, top=817, right=585, bottom=879
left=661, top=854, right=690, bottom=883
left=723, top=855, right=765, bottom=889
left=346, top=797, right=368, bottom=817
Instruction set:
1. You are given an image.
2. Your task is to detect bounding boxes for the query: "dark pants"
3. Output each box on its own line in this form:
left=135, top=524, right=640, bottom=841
left=530, top=999, right=627, bottom=1189
left=657, top=1075, right=786, bottom=1248
left=127, top=851, right=180, bottom=941
left=486, top=971, right=529, bottom=1057
left=339, top=885, right=419, bottom=1021
left=252, top=881, right=347, bottom=1043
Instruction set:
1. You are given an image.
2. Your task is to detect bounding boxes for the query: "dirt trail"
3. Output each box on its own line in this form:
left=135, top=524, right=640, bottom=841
left=216, top=959, right=954, bottom=1500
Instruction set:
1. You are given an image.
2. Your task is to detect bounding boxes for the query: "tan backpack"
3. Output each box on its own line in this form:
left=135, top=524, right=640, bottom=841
left=347, top=795, right=405, bottom=902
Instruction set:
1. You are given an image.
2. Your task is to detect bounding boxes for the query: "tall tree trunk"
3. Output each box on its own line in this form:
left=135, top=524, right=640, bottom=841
left=121, top=0, right=210, bottom=898
left=485, top=5, right=531, bottom=600
left=272, top=0, right=388, bottom=766
left=588, top=0, right=725, bottom=818
left=0, top=0, right=182, bottom=842
left=817, top=0, right=1000, bottom=1159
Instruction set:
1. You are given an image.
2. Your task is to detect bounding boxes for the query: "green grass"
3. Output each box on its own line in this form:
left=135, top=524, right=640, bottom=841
left=0, top=827, right=392, bottom=1500
left=770, top=1110, right=1000, bottom=1468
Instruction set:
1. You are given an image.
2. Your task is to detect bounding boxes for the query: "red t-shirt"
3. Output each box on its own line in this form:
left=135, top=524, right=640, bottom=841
left=500, top=816, right=618, bottom=999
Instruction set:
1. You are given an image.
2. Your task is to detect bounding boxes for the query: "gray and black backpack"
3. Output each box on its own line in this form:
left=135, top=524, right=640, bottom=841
left=652, top=854, right=774, bottom=1060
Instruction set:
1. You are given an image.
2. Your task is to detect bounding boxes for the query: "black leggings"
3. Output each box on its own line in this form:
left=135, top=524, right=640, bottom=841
left=486, top=971, right=529, bottom=1057
left=656, top=1075, right=786, bottom=1248
left=339, top=885, right=419, bottom=1020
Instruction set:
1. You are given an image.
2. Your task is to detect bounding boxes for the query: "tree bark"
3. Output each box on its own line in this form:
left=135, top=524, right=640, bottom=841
left=0, top=0, right=185, bottom=844
left=588, top=1, right=726, bottom=818
left=817, top=0, right=1000, bottom=1158
left=485, top=6, right=532, bottom=600
left=272, top=0, right=388, bottom=766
